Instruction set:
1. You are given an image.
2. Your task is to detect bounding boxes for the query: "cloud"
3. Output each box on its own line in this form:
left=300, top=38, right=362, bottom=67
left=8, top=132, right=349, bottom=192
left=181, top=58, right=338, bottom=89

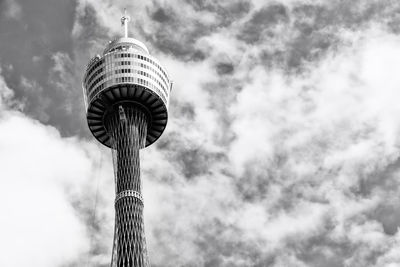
left=67, top=0, right=400, bottom=266
left=2, top=0, right=22, bottom=20
left=3, top=0, right=400, bottom=266
left=0, top=67, right=19, bottom=110
left=0, top=67, right=116, bottom=267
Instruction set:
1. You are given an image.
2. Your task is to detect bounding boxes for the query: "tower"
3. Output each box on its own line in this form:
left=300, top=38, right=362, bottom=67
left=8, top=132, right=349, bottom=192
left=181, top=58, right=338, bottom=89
left=82, top=11, right=171, bottom=267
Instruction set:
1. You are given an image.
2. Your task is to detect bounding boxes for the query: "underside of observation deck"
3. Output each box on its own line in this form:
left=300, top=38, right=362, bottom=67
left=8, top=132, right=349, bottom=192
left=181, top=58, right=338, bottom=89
left=86, top=84, right=168, bottom=148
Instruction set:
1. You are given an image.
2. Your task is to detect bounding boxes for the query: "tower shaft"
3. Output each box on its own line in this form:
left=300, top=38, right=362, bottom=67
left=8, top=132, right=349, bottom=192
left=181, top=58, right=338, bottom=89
left=106, top=105, right=149, bottom=267
left=84, top=12, right=171, bottom=265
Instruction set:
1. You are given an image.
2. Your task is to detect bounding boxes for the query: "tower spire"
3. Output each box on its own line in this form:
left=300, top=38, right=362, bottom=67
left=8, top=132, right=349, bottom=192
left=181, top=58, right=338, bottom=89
left=121, top=8, right=130, bottom=38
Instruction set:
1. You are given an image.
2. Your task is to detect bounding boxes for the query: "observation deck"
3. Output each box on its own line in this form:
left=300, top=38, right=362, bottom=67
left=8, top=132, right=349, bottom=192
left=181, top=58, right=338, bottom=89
left=83, top=36, right=172, bottom=148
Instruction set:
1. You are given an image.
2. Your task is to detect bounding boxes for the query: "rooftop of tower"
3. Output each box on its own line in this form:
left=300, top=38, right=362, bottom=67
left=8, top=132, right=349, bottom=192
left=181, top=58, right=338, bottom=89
left=83, top=9, right=171, bottom=148
left=103, top=37, right=149, bottom=55
left=86, top=10, right=150, bottom=71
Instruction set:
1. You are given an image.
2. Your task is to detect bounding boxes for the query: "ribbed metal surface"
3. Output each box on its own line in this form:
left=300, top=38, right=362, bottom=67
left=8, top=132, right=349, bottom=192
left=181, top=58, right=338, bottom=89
left=86, top=84, right=167, bottom=147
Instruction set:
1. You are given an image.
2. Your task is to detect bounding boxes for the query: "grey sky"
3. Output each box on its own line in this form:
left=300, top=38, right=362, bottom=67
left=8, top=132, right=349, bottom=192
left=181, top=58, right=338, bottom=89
left=1, top=0, right=400, bottom=266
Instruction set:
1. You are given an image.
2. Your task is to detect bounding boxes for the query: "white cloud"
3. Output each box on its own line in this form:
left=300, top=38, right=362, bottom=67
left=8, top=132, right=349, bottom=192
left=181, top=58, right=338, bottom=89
left=225, top=27, right=400, bottom=265
left=38, top=0, right=400, bottom=266
left=3, top=0, right=22, bottom=20
left=0, top=68, right=114, bottom=267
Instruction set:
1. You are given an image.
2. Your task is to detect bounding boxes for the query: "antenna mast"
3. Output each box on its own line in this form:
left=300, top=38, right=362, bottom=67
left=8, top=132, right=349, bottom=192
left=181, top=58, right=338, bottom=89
left=121, top=8, right=130, bottom=38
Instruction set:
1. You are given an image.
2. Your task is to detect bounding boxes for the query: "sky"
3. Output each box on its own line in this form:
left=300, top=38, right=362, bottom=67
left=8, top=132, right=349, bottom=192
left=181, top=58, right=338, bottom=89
left=2, top=0, right=400, bottom=266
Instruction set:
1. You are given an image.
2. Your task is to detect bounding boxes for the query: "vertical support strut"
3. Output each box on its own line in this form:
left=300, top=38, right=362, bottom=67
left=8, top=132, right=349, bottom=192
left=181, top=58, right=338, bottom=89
left=106, top=105, right=149, bottom=267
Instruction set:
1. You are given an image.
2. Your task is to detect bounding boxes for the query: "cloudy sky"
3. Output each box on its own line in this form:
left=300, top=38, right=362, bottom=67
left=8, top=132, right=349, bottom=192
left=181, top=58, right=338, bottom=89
left=2, top=0, right=400, bottom=266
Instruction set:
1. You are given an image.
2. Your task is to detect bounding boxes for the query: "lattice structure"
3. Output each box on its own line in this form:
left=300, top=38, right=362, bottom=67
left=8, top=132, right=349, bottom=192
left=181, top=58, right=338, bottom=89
left=82, top=12, right=171, bottom=267
left=107, top=105, right=149, bottom=267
